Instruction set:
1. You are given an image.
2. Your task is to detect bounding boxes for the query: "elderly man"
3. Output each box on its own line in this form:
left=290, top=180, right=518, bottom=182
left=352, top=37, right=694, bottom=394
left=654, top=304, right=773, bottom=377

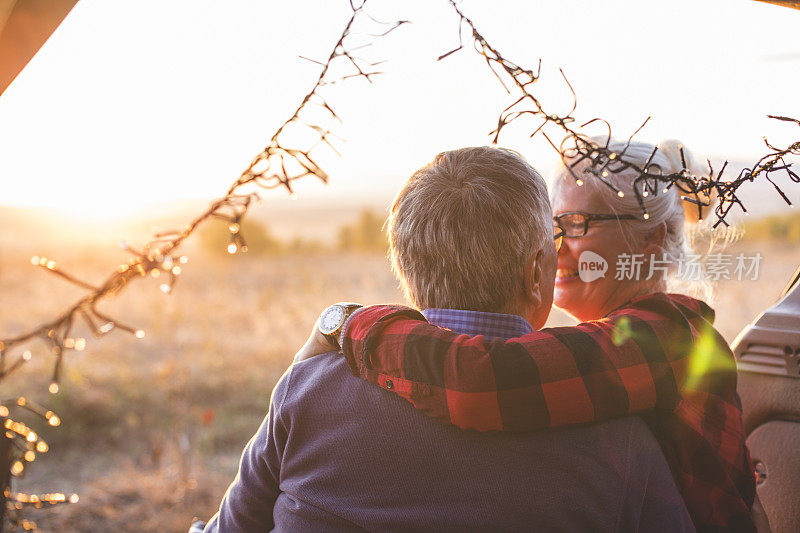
left=202, top=147, right=692, bottom=531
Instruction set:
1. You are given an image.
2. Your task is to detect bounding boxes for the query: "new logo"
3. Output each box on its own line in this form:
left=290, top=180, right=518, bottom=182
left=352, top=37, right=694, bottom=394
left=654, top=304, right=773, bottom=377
left=578, top=251, right=608, bottom=282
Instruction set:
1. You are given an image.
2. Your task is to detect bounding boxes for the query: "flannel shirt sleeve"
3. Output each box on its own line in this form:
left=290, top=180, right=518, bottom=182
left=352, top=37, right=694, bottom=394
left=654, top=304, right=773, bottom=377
left=341, top=293, right=699, bottom=431
left=340, top=293, right=756, bottom=530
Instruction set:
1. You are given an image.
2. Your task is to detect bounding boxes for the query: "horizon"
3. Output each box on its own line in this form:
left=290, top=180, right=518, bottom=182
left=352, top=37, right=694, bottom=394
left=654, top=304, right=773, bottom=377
left=1, top=0, right=799, bottom=224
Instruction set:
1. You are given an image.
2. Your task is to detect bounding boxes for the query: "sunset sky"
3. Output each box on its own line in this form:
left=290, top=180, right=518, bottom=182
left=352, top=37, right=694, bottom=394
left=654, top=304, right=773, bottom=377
left=1, top=0, right=799, bottom=219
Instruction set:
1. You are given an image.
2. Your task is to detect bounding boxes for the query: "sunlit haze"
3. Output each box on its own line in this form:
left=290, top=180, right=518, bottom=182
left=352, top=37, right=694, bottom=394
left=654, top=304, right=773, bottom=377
left=1, top=0, right=799, bottom=219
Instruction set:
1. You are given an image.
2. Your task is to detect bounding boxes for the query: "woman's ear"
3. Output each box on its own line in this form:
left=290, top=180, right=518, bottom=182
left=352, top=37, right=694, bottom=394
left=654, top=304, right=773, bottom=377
left=642, top=222, right=667, bottom=257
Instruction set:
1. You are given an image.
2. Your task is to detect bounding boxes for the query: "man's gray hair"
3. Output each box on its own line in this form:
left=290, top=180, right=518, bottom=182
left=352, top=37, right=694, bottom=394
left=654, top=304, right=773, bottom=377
left=388, top=146, right=552, bottom=313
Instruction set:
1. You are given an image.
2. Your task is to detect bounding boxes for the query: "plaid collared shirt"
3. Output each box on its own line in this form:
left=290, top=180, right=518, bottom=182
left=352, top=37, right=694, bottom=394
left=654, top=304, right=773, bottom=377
left=421, top=308, right=534, bottom=340
left=341, top=292, right=756, bottom=532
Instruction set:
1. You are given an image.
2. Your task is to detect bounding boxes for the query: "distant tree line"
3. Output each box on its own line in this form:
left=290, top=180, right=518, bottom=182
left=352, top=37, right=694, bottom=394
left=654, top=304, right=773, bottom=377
left=744, top=212, right=800, bottom=244
left=197, top=209, right=388, bottom=255
left=336, top=210, right=387, bottom=252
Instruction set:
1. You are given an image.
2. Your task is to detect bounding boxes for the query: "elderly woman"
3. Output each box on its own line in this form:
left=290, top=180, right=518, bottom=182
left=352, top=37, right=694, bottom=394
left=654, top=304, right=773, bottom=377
left=302, top=140, right=758, bottom=531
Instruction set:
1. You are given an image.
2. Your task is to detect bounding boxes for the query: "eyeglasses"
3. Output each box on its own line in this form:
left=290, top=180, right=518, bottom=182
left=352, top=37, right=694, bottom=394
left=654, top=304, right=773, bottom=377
left=553, top=225, right=565, bottom=252
left=554, top=211, right=639, bottom=240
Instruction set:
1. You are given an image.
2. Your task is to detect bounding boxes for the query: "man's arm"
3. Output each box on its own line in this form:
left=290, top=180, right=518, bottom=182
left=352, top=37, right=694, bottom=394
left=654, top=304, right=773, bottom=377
left=204, top=370, right=291, bottom=532
left=340, top=293, right=708, bottom=431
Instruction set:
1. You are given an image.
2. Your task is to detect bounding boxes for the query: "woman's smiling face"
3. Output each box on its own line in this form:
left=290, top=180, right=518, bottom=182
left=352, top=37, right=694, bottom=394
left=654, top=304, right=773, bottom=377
left=552, top=174, right=653, bottom=322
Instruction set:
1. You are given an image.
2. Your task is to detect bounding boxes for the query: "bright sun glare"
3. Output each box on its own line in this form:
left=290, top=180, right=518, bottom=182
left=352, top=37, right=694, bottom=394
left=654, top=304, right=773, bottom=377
left=48, top=193, right=150, bottom=222
left=1, top=0, right=799, bottom=224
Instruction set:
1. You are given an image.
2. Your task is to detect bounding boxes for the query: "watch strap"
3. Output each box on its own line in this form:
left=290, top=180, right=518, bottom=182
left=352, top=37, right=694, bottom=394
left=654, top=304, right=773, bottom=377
left=337, top=305, right=364, bottom=352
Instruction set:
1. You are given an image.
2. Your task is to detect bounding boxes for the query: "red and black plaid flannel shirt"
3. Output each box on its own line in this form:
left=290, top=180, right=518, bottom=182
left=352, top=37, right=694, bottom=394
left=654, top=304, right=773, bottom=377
left=341, top=292, right=756, bottom=532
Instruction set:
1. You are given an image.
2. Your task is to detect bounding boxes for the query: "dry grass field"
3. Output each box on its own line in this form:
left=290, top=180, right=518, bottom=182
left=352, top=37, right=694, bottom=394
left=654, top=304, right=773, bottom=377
left=1, top=211, right=798, bottom=532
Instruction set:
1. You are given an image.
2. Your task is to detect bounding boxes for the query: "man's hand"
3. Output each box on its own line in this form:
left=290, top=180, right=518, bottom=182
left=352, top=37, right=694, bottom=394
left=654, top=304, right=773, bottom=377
left=294, top=318, right=338, bottom=363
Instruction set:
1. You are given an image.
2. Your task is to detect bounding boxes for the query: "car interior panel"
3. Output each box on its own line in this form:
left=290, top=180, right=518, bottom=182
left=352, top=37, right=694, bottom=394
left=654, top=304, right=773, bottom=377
left=732, top=266, right=800, bottom=532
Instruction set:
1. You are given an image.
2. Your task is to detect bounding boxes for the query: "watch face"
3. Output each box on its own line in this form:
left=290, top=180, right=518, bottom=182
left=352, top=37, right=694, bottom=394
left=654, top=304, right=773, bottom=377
left=319, top=305, right=345, bottom=335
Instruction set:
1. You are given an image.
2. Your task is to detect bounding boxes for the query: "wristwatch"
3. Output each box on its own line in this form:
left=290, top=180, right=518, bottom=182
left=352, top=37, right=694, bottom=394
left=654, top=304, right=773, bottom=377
left=318, top=302, right=363, bottom=350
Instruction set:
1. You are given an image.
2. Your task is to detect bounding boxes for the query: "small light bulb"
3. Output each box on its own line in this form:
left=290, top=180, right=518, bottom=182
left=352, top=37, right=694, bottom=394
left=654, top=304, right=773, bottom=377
left=135, top=330, right=145, bottom=339
left=17, top=397, right=26, bottom=406
left=24, top=450, right=35, bottom=462
left=643, top=213, right=650, bottom=220
left=99, top=323, right=114, bottom=334
left=0, top=406, right=8, bottom=417
left=617, top=191, right=625, bottom=198
left=576, top=179, right=584, bottom=186
left=74, top=338, right=86, bottom=351
left=609, top=153, right=617, bottom=160
left=48, top=415, right=60, bottom=426
left=179, top=256, right=189, bottom=264
left=30, top=256, right=40, bottom=265
left=171, top=266, right=182, bottom=275
left=49, top=382, right=60, bottom=394
left=227, top=243, right=238, bottom=254
left=642, top=191, right=649, bottom=197
left=150, top=269, right=161, bottom=278
left=228, top=223, right=240, bottom=233
left=69, top=494, right=80, bottom=504
left=159, top=284, right=171, bottom=294
left=36, top=441, right=49, bottom=453
left=22, top=350, right=32, bottom=361
left=663, top=188, right=669, bottom=193
left=11, top=461, right=24, bottom=476
left=602, top=171, right=609, bottom=177
left=27, top=431, right=37, bottom=442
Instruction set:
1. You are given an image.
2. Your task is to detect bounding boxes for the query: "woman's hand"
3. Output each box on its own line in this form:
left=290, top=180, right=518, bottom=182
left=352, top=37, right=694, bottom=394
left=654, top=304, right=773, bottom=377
left=293, top=318, right=338, bottom=363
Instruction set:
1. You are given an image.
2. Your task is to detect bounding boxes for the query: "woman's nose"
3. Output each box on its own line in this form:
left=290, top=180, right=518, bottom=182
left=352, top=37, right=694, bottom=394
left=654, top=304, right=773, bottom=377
left=558, top=237, right=573, bottom=256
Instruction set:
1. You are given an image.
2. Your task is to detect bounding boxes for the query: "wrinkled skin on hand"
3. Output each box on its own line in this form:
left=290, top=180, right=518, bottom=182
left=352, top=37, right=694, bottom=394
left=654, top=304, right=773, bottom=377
left=293, top=318, right=338, bottom=363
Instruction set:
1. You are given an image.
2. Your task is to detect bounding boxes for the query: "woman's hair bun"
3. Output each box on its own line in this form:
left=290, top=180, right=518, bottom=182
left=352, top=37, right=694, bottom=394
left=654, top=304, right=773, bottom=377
left=657, top=139, right=715, bottom=223
left=654, top=140, right=696, bottom=174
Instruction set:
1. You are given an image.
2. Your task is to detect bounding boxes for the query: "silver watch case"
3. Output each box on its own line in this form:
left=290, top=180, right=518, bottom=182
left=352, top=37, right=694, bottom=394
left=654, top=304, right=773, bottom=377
left=318, top=302, right=362, bottom=337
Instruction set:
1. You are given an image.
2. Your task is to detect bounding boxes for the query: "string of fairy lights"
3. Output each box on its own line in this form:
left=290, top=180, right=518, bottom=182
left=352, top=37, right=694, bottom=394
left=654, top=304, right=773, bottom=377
left=0, top=1, right=406, bottom=529
left=1, top=0, right=798, bottom=530
left=1, top=397, right=72, bottom=530
left=441, top=0, right=799, bottom=224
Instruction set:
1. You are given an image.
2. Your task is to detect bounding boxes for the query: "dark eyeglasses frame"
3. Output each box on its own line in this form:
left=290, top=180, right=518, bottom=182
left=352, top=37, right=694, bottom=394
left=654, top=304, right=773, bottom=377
left=553, top=226, right=566, bottom=252
left=554, top=211, right=639, bottom=244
